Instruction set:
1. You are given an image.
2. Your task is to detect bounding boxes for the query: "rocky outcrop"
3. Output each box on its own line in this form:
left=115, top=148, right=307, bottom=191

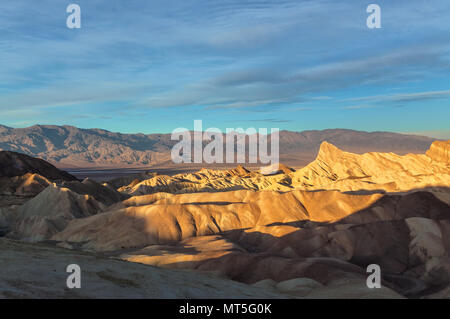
left=8, top=185, right=104, bottom=242
left=291, top=141, right=450, bottom=192
left=0, top=151, right=77, bottom=181
left=61, top=178, right=127, bottom=206
left=0, top=173, right=51, bottom=196
left=426, top=140, right=450, bottom=163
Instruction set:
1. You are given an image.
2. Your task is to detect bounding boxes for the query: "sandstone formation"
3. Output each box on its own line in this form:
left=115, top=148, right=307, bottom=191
left=426, top=140, right=450, bottom=164
left=291, top=141, right=450, bottom=192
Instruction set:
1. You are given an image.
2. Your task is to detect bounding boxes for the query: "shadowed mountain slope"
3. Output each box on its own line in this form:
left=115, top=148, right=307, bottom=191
left=0, top=151, right=77, bottom=181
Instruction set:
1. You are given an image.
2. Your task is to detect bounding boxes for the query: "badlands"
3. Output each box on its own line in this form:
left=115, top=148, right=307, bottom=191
left=0, top=140, right=449, bottom=298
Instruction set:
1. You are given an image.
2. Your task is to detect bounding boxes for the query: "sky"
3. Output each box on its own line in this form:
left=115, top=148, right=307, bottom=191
left=0, top=0, right=449, bottom=138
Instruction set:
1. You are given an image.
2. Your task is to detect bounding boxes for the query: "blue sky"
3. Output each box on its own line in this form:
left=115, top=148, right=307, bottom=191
left=0, top=0, right=449, bottom=137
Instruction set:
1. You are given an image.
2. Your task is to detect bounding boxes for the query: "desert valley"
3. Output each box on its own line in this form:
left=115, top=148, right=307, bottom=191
left=0, top=126, right=449, bottom=299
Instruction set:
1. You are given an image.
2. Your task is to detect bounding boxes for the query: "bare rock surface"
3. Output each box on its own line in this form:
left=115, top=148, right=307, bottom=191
left=292, top=141, right=450, bottom=192
left=0, top=151, right=77, bottom=181
left=8, top=185, right=104, bottom=242
left=51, top=190, right=384, bottom=251
left=0, top=238, right=284, bottom=299
left=426, top=140, right=450, bottom=163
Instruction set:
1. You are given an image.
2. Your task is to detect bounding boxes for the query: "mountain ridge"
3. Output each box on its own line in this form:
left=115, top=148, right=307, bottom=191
left=0, top=124, right=439, bottom=169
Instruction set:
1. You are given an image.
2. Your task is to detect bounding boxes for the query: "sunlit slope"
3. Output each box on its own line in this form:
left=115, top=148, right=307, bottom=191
left=117, top=140, right=450, bottom=195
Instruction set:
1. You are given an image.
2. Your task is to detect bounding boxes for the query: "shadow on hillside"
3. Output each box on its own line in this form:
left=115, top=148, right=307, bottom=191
left=121, top=186, right=450, bottom=298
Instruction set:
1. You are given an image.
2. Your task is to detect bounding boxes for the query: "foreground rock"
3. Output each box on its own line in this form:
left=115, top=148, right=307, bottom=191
left=0, top=238, right=401, bottom=299
left=0, top=238, right=284, bottom=299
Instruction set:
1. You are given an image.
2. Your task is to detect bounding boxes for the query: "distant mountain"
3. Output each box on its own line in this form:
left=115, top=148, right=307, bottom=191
left=0, top=125, right=438, bottom=168
left=0, top=125, right=174, bottom=168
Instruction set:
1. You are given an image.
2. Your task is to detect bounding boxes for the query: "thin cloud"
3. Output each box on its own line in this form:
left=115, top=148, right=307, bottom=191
left=345, top=89, right=450, bottom=104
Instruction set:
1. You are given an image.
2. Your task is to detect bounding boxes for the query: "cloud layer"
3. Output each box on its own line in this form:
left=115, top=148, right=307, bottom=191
left=0, top=0, right=449, bottom=135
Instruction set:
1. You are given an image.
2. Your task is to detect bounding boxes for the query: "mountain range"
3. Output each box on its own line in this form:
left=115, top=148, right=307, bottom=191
left=0, top=124, right=437, bottom=169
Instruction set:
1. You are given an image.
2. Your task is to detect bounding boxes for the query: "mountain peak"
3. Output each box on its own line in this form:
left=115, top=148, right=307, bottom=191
left=234, top=165, right=250, bottom=175
left=317, top=141, right=344, bottom=160
left=426, top=140, right=450, bottom=163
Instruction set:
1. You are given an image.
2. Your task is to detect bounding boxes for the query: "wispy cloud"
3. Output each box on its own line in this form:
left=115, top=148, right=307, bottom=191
left=341, top=105, right=377, bottom=110
left=0, top=0, right=449, bottom=133
left=345, top=89, right=450, bottom=104
left=134, top=46, right=450, bottom=110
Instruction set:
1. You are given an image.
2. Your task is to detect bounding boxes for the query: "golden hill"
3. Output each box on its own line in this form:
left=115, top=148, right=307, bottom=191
left=116, top=140, right=450, bottom=196
left=291, top=140, right=450, bottom=192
